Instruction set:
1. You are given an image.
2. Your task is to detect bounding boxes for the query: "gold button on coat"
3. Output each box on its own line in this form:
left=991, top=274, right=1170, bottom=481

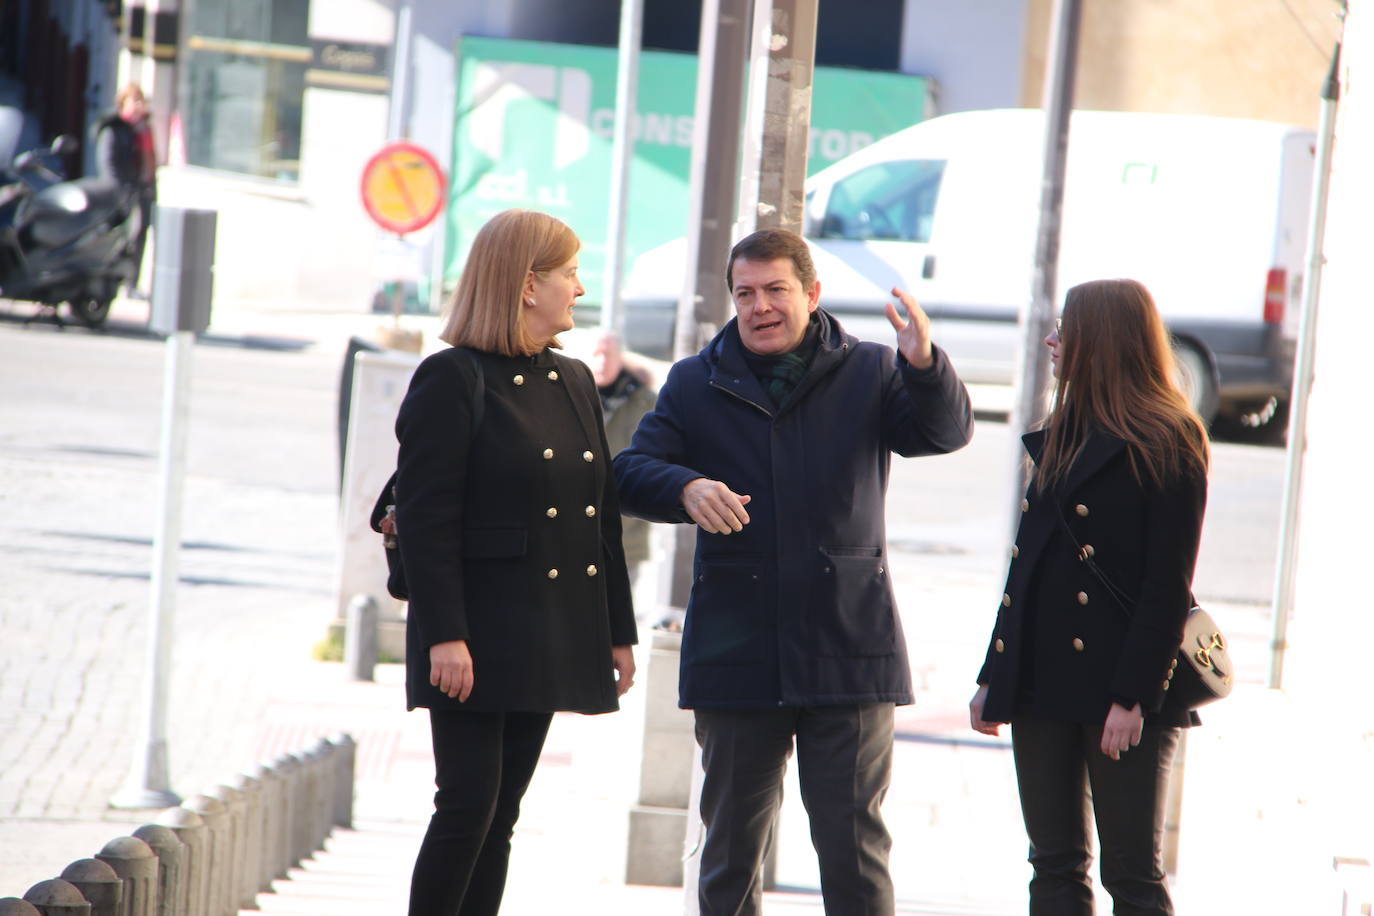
left=584, top=505, right=596, bottom=517
left=1021, top=498, right=1030, bottom=512
left=1075, top=503, right=1089, bottom=517
left=1077, top=591, right=1089, bottom=605
left=1162, top=680, right=1172, bottom=690
left=543, top=448, right=554, bottom=459
left=547, top=370, right=559, bottom=381
left=547, top=568, right=559, bottom=579
left=1011, top=545, right=1019, bottom=558
left=546, top=507, right=558, bottom=518
left=582, top=450, right=594, bottom=462
left=1002, top=593, right=1011, bottom=608
left=1072, top=637, right=1085, bottom=651
left=994, top=639, right=1005, bottom=653
left=586, top=565, right=598, bottom=576
left=513, top=374, right=525, bottom=386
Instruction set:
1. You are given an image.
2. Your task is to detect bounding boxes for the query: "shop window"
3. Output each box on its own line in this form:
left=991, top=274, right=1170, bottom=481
left=181, top=0, right=308, bottom=181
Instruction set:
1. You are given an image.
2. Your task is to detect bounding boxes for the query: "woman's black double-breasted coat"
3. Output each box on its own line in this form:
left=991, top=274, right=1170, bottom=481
left=393, top=345, right=638, bottom=714
left=977, top=429, right=1206, bottom=728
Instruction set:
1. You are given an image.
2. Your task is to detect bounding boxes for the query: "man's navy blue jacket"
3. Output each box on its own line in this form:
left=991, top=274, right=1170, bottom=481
left=612, top=310, right=974, bottom=709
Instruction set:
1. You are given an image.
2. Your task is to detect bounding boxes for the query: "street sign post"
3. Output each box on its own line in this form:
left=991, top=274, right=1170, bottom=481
left=360, top=141, right=446, bottom=350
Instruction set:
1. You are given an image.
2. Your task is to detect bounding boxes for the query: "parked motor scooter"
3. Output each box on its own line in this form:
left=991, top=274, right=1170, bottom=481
left=0, top=133, right=141, bottom=328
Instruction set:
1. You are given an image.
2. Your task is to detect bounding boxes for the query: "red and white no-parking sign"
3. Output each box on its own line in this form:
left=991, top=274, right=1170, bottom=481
left=360, top=142, right=446, bottom=235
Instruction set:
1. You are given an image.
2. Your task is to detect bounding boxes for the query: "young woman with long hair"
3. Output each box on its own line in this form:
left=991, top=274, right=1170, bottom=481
left=970, top=278, right=1210, bottom=914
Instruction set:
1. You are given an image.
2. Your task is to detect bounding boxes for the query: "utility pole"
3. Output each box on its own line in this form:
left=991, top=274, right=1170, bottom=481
left=1268, top=37, right=1342, bottom=690
left=668, top=3, right=754, bottom=907
left=737, top=0, right=818, bottom=236
left=1005, top=0, right=1080, bottom=536
left=601, top=0, right=644, bottom=337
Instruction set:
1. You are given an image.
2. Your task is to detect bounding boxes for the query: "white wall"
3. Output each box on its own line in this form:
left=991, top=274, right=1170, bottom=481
left=899, top=0, right=1029, bottom=114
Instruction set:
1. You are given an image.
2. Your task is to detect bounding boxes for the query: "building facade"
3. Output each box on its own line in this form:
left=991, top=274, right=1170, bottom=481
left=2, top=0, right=1339, bottom=314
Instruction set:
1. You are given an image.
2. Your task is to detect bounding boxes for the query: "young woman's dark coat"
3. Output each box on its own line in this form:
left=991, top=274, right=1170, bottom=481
left=613, top=310, right=974, bottom=709
left=393, top=345, right=638, bottom=715
left=978, top=429, right=1206, bottom=728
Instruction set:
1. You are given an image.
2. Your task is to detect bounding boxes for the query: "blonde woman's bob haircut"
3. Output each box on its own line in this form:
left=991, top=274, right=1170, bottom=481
left=440, top=209, right=580, bottom=355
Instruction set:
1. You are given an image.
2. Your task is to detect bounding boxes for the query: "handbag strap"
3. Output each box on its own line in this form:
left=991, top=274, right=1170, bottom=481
left=1049, top=497, right=1198, bottom=620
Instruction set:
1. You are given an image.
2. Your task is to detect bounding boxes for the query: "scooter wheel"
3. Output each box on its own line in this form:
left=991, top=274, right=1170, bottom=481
left=68, top=296, right=112, bottom=329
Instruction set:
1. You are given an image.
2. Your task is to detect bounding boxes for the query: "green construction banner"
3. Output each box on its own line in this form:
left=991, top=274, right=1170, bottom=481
left=447, top=35, right=932, bottom=304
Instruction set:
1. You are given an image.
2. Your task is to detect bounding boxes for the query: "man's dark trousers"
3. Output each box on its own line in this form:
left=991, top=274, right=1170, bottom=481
left=695, top=703, right=896, bottom=915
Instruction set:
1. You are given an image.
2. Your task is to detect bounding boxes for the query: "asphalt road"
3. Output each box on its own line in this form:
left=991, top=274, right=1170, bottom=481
left=0, top=313, right=1286, bottom=610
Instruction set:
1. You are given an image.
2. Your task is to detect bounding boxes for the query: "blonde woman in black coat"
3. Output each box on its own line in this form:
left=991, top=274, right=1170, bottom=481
left=970, top=279, right=1210, bottom=915
left=393, top=209, right=638, bottom=916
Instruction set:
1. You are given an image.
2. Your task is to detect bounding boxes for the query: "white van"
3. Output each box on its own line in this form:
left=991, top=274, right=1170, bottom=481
left=621, top=108, right=1315, bottom=428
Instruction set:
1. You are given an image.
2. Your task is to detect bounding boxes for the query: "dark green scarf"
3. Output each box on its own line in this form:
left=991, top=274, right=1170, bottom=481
left=740, top=316, right=820, bottom=410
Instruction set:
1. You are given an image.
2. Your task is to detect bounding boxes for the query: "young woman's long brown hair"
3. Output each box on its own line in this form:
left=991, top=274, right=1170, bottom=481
left=1035, top=278, right=1210, bottom=492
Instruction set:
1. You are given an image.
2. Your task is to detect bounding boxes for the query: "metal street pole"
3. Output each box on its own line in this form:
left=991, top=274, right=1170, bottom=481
left=673, top=3, right=754, bottom=910
left=112, top=329, right=194, bottom=809
left=601, top=0, right=644, bottom=337
left=388, top=2, right=414, bottom=141
left=1005, top=0, right=1080, bottom=538
left=1269, top=36, right=1343, bottom=689
left=672, top=0, right=753, bottom=363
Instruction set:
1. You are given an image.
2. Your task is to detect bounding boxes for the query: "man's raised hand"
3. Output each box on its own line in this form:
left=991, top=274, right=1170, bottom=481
left=884, top=286, right=934, bottom=369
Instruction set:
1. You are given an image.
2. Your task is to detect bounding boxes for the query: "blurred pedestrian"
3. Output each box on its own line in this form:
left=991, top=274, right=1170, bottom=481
left=94, top=81, right=157, bottom=295
left=970, top=278, right=1211, bottom=915
left=588, top=329, right=659, bottom=619
left=392, top=208, right=638, bottom=916
left=615, top=227, right=974, bottom=915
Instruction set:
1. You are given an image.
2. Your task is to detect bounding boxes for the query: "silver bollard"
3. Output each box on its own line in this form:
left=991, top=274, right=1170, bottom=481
left=307, top=740, right=335, bottom=852
left=131, top=825, right=183, bottom=916
left=288, top=752, right=313, bottom=867
left=153, top=807, right=208, bottom=916
left=229, top=770, right=264, bottom=910
left=181, top=795, right=228, bottom=916
left=21, top=879, right=90, bottom=915
left=203, top=785, right=244, bottom=916
left=57, top=860, right=121, bottom=916
left=94, top=837, right=158, bottom=916
left=270, top=754, right=302, bottom=877
left=253, top=762, right=285, bottom=891
left=328, top=733, right=357, bottom=830
left=298, top=747, right=321, bottom=862
left=345, top=594, right=379, bottom=681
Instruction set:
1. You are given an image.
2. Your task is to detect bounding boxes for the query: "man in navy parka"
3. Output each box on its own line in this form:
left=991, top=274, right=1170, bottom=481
left=613, top=228, right=974, bottom=914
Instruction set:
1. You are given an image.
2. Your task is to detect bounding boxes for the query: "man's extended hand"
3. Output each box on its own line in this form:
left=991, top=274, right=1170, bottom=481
left=884, top=286, right=934, bottom=369
left=682, top=478, right=751, bottom=534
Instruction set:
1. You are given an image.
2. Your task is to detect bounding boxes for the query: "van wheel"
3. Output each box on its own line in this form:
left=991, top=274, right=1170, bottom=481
left=68, top=296, right=112, bottom=329
left=1172, top=341, right=1219, bottom=426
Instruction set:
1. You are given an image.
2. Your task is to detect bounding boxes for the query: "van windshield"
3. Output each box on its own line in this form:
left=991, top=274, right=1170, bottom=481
left=817, top=159, right=945, bottom=243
